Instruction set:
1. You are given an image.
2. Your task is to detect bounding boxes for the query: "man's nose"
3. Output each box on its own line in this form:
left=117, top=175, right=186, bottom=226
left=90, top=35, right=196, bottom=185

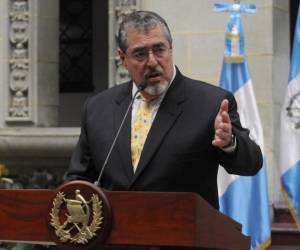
left=146, top=50, right=158, bottom=66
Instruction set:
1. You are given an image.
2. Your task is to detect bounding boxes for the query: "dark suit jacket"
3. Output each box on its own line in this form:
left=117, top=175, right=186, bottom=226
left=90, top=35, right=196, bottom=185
left=67, top=68, right=262, bottom=209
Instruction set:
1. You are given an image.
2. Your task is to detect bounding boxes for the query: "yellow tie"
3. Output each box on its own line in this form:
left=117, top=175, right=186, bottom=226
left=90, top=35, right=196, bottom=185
left=131, top=97, right=153, bottom=172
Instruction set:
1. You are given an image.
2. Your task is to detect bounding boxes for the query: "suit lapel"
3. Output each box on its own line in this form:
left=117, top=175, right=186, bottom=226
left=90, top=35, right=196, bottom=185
left=114, top=82, right=134, bottom=180
left=130, top=70, right=186, bottom=185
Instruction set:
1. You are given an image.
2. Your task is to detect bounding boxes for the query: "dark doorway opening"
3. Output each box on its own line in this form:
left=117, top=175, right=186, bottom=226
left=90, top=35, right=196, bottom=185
left=59, top=0, right=108, bottom=126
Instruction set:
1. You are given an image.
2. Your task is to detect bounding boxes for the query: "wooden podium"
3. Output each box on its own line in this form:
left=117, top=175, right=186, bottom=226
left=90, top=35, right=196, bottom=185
left=0, top=181, right=250, bottom=250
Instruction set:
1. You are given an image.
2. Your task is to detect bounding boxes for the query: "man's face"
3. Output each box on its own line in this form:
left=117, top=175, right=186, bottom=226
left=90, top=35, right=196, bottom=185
left=119, top=26, right=174, bottom=98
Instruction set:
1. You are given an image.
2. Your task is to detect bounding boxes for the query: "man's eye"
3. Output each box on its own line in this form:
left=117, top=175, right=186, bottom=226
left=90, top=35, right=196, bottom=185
left=153, top=46, right=167, bottom=56
left=133, top=51, right=147, bottom=59
left=156, top=47, right=166, bottom=52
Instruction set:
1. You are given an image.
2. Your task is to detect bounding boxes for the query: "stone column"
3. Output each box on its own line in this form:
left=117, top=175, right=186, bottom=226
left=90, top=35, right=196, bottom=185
left=0, top=0, right=59, bottom=128
left=0, top=0, right=10, bottom=128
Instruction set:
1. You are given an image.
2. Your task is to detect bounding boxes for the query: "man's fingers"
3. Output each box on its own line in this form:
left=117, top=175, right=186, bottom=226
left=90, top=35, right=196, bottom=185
left=221, top=111, right=230, bottom=123
left=217, top=99, right=229, bottom=124
left=212, top=137, right=227, bottom=147
left=220, top=99, right=229, bottom=113
left=215, top=128, right=230, bottom=140
left=216, top=117, right=231, bottom=133
left=213, top=99, right=232, bottom=148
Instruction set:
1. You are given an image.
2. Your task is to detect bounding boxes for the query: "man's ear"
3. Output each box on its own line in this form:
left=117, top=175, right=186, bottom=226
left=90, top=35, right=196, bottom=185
left=118, top=49, right=127, bottom=68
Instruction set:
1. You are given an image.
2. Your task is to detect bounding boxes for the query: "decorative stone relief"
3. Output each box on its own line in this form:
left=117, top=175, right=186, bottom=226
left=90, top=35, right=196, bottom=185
left=7, top=0, right=30, bottom=121
left=114, top=0, right=139, bottom=85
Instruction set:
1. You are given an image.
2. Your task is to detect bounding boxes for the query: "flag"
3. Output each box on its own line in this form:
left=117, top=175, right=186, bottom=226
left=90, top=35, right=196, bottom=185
left=215, top=3, right=271, bottom=250
left=280, top=4, right=300, bottom=230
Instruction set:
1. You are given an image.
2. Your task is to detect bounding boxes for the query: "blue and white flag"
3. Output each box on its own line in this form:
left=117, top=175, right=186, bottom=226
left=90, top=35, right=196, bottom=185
left=215, top=3, right=271, bottom=250
left=280, top=4, right=300, bottom=230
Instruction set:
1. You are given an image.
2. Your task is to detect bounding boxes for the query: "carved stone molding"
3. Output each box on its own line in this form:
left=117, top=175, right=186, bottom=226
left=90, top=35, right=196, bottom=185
left=6, top=0, right=31, bottom=122
left=0, top=127, right=79, bottom=169
left=114, top=0, right=139, bottom=85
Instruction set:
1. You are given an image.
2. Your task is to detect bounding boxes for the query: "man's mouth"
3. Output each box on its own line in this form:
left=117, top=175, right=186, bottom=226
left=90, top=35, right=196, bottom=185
left=146, top=72, right=162, bottom=82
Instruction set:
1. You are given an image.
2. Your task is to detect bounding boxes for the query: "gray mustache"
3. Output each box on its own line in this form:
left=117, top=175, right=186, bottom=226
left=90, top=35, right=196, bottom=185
left=144, top=67, right=163, bottom=77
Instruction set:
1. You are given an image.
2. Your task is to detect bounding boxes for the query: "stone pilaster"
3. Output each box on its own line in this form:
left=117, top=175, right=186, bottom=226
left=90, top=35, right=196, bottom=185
left=1, top=0, right=59, bottom=128
left=0, top=0, right=11, bottom=127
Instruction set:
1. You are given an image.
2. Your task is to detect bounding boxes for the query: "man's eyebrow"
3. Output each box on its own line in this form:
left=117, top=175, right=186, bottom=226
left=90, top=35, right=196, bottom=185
left=131, top=42, right=167, bottom=52
left=152, top=42, right=167, bottom=47
left=132, top=47, right=147, bottom=52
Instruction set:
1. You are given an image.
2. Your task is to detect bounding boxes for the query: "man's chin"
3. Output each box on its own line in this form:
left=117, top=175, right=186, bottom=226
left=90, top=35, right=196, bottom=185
left=143, top=80, right=169, bottom=97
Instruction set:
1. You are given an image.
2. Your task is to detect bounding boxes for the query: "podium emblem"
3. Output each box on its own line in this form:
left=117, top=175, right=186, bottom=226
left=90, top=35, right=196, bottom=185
left=50, top=189, right=103, bottom=244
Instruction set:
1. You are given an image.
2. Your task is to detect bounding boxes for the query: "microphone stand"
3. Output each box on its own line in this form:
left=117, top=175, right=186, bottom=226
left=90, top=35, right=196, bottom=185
left=94, top=82, right=147, bottom=186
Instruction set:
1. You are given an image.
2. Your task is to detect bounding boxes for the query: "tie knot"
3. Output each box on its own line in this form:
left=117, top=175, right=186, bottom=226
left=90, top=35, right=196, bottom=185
left=138, top=95, right=152, bottom=109
left=139, top=94, right=151, bottom=101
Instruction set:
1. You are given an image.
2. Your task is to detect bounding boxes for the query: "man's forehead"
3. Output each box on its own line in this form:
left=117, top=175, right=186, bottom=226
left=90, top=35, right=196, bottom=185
left=127, top=26, right=163, bottom=38
left=131, top=42, right=166, bottom=51
left=126, top=27, right=169, bottom=49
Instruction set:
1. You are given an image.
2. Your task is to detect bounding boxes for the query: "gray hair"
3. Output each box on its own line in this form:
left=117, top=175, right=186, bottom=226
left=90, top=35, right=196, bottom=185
left=117, top=11, right=173, bottom=52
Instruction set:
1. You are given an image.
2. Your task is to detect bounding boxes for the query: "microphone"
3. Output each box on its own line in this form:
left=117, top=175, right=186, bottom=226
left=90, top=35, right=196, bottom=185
left=94, top=81, right=147, bottom=186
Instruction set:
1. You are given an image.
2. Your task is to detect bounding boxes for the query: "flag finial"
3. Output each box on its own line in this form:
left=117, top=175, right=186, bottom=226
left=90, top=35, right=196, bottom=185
left=214, top=1, right=256, bottom=63
left=214, top=2, right=256, bottom=14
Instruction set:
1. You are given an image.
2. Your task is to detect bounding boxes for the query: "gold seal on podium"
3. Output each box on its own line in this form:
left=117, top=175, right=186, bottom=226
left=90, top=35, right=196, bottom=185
left=47, top=181, right=112, bottom=249
left=50, top=189, right=103, bottom=244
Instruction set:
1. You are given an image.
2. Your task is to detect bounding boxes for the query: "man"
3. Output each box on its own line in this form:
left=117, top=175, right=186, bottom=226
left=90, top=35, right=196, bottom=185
left=66, top=11, right=262, bottom=210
